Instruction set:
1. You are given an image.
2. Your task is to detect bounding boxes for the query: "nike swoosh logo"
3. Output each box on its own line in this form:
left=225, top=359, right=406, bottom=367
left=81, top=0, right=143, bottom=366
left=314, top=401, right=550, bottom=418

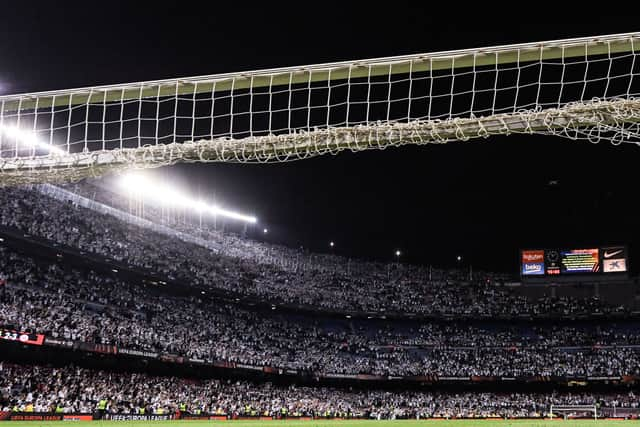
left=604, top=249, right=623, bottom=258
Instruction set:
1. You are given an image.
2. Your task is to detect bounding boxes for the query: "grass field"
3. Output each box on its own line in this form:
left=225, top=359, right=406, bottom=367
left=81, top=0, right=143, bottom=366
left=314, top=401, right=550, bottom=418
left=4, top=421, right=637, bottom=427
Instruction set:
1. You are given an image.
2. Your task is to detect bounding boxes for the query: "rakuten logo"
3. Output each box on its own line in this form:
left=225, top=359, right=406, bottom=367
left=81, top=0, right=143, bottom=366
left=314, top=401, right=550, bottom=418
left=522, top=250, right=544, bottom=263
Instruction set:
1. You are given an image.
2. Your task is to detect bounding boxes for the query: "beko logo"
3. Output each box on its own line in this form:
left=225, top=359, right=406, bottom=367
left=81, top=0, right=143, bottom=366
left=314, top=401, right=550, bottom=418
left=522, top=263, right=544, bottom=275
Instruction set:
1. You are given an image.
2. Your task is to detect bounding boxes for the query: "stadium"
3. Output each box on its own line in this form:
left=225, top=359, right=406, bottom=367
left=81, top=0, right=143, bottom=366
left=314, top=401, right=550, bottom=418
left=1, top=4, right=640, bottom=426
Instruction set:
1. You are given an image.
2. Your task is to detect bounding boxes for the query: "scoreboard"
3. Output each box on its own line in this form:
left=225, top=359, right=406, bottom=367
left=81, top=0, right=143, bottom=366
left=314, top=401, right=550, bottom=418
left=521, top=246, right=628, bottom=277
left=0, top=328, right=44, bottom=346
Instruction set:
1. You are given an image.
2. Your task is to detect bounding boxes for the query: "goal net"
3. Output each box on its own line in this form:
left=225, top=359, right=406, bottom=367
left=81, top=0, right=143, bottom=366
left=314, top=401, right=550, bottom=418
left=1, top=32, right=640, bottom=185
left=549, top=405, right=598, bottom=420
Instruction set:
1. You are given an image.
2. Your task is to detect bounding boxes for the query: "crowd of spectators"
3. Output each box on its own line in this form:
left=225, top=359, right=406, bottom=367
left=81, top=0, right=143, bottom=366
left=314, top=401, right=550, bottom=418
left=0, top=184, right=628, bottom=317
left=0, top=183, right=639, bottom=418
left=1, top=362, right=638, bottom=418
left=1, top=245, right=640, bottom=377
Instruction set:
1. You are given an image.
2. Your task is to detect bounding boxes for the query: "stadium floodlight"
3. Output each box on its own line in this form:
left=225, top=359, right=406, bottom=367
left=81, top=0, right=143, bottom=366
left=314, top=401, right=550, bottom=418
left=395, top=250, right=401, bottom=257
left=209, top=205, right=257, bottom=223
left=263, top=228, right=268, bottom=234
left=195, top=201, right=208, bottom=212
left=457, top=255, right=462, bottom=262
left=0, top=124, right=65, bottom=155
left=330, top=241, right=335, bottom=248
left=120, top=173, right=149, bottom=192
left=119, top=173, right=257, bottom=223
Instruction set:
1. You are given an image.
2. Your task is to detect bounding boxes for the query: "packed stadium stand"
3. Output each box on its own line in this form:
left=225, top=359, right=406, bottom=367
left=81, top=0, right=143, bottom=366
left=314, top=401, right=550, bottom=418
left=2, top=362, right=640, bottom=418
left=1, top=183, right=640, bottom=419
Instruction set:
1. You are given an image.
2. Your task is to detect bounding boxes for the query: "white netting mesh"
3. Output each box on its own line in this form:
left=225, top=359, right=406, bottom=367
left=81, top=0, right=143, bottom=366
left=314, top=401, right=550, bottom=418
left=1, top=33, right=639, bottom=185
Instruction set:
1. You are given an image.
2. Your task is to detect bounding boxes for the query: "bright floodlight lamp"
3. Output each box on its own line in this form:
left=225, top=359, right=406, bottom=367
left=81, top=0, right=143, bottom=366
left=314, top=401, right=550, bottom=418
left=330, top=241, right=334, bottom=247
left=457, top=255, right=462, bottom=262
left=118, top=173, right=257, bottom=223
left=119, top=173, right=149, bottom=192
left=194, top=201, right=208, bottom=212
left=0, top=124, right=65, bottom=156
left=395, top=250, right=401, bottom=257
left=263, top=228, right=268, bottom=234
left=161, top=189, right=182, bottom=205
left=210, top=205, right=257, bottom=223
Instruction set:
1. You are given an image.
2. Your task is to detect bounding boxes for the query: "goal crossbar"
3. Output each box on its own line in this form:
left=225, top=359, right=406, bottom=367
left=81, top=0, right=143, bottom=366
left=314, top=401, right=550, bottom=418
left=1, top=32, right=637, bottom=113
left=1, top=32, right=640, bottom=185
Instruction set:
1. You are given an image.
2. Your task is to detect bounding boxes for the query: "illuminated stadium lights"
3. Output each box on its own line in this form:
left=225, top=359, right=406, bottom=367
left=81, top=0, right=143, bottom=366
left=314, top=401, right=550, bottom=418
left=119, top=173, right=257, bottom=223
left=395, top=250, right=401, bottom=257
left=0, top=125, right=65, bottom=155
left=263, top=228, right=268, bottom=234
left=211, top=205, right=257, bottom=223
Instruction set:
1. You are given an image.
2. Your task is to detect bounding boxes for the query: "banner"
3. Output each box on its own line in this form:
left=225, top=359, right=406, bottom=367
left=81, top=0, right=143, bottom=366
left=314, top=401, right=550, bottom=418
left=106, top=414, right=174, bottom=421
left=76, top=342, right=117, bottom=354
left=213, top=361, right=236, bottom=369
left=0, top=412, right=95, bottom=421
left=586, top=376, right=621, bottom=380
left=235, top=364, right=262, bottom=371
left=43, top=337, right=74, bottom=348
left=404, top=375, right=438, bottom=382
left=158, top=354, right=184, bottom=364
left=63, top=415, right=93, bottom=421
left=0, top=329, right=44, bottom=346
left=5, top=413, right=64, bottom=421
left=355, top=374, right=385, bottom=380
left=470, top=375, right=497, bottom=382
left=603, top=258, right=627, bottom=273
left=521, top=250, right=545, bottom=275
left=118, top=348, right=159, bottom=359
left=321, top=373, right=352, bottom=379
left=602, top=246, right=628, bottom=273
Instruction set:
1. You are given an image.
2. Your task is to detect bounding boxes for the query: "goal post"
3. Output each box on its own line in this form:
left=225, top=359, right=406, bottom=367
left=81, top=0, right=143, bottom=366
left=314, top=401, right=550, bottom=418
left=549, top=404, right=598, bottom=420
left=1, top=32, right=640, bottom=185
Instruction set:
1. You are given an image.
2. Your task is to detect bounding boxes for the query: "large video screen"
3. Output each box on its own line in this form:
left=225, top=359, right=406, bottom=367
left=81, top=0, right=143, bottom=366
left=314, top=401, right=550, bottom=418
left=521, top=246, right=627, bottom=277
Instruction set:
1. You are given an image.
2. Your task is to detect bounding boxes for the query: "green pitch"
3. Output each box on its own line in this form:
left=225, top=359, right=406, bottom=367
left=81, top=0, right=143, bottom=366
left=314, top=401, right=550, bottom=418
left=4, top=420, right=637, bottom=427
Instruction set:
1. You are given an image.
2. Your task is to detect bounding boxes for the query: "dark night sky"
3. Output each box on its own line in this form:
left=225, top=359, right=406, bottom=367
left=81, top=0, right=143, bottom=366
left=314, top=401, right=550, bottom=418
left=1, top=3, right=639, bottom=274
